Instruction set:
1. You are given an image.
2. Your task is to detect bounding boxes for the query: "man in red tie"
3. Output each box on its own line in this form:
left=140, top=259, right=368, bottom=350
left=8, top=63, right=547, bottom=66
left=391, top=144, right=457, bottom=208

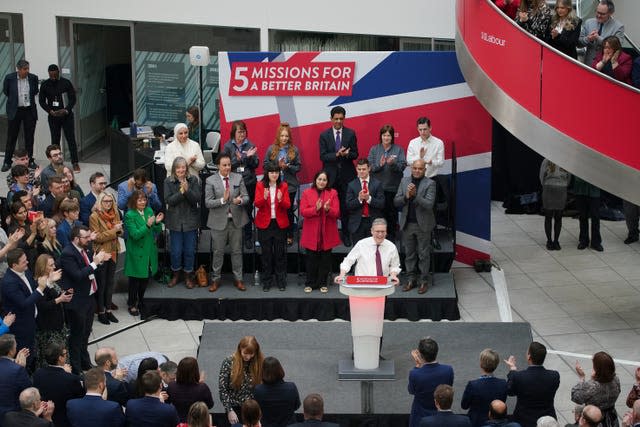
left=60, top=225, right=110, bottom=374
left=346, top=159, right=385, bottom=245
left=334, top=218, right=400, bottom=285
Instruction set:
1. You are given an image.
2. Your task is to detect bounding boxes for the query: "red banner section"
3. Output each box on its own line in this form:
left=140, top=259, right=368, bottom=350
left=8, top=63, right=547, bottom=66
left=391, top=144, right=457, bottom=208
left=229, top=61, right=355, bottom=96
left=345, top=276, right=388, bottom=285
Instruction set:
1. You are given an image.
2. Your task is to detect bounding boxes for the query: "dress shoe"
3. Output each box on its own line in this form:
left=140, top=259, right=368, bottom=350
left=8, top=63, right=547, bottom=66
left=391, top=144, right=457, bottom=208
left=546, top=240, right=554, bottom=250
left=244, top=239, right=253, bottom=250
left=402, top=281, right=416, bottom=292
left=234, top=280, right=246, bottom=291
left=168, top=270, right=181, bottom=288
left=208, top=279, right=220, bottom=293
left=263, top=285, right=270, bottom=292
left=185, top=272, right=195, bottom=289
left=624, top=235, right=639, bottom=244
left=553, top=241, right=561, bottom=250
left=1, top=163, right=11, bottom=172
left=418, top=282, right=429, bottom=294
left=128, top=306, right=139, bottom=316
left=110, top=302, right=118, bottom=310
left=590, top=243, right=604, bottom=252
left=279, top=284, right=286, bottom=291
left=106, top=312, right=119, bottom=323
left=73, top=163, right=81, bottom=172
left=342, top=234, right=352, bottom=247
left=577, top=242, right=588, bottom=250
left=97, top=313, right=110, bottom=325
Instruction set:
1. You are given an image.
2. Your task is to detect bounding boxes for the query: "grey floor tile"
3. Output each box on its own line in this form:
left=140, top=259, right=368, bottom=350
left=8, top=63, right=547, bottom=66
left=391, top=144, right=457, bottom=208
left=512, top=301, right=568, bottom=320
left=528, top=316, right=584, bottom=336
left=145, top=332, right=198, bottom=353
left=530, top=270, right=580, bottom=288
left=584, top=281, right=640, bottom=299
left=556, top=254, right=608, bottom=271
left=138, top=319, right=191, bottom=337
left=557, top=299, right=613, bottom=316
left=589, top=330, right=640, bottom=350
left=571, top=267, right=625, bottom=284
left=572, top=313, right=631, bottom=332
left=502, top=273, right=538, bottom=290
left=544, top=333, right=602, bottom=353
left=542, top=285, right=595, bottom=304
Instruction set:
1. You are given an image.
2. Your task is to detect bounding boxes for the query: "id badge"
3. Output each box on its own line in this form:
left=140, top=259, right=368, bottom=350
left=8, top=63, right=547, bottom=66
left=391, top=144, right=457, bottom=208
left=237, top=167, right=245, bottom=173
left=52, top=101, right=60, bottom=107
left=23, top=94, right=29, bottom=105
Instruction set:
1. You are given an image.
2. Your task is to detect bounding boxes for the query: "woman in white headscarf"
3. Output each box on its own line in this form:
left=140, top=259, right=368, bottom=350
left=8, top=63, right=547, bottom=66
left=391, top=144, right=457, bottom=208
left=164, top=122, right=205, bottom=178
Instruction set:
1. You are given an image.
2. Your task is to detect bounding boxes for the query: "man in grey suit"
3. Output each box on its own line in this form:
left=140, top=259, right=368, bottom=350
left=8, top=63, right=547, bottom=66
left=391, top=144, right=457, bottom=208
left=395, top=159, right=436, bottom=294
left=288, top=393, right=338, bottom=427
left=205, top=152, right=249, bottom=292
left=578, top=0, right=625, bottom=66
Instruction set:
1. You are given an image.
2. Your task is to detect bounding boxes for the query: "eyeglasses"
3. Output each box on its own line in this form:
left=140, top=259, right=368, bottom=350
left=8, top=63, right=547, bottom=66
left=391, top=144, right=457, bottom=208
left=595, top=11, right=608, bottom=15
left=102, top=200, right=113, bottom=204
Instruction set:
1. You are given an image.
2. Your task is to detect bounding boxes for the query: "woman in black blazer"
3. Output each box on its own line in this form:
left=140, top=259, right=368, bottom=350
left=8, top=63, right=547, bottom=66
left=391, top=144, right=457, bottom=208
left=253, top=357, right=301, bottom=427
left=547, top=0, right=582, bottom=59
left=34, top=254, right=71, bottom=368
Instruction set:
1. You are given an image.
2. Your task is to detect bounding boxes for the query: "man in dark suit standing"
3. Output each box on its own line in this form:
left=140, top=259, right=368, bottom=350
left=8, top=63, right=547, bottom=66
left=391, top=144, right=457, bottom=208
left=319, top=105, right=358, bottom=246
left=2, top=387, right=55, bottom=427
left=395, top=159, right=436, bottom=294
left=32, top=342, right=84, bottom=427
left=95, top=347, right=131, bottom=407
left=60, top=225, right=110, bottom=374
left=0, top=334, right=32, bottom=424
left=288, top=393, right=338, bottom=427
left=125, top=371, right=179, bottom=427
left=2, top=59, right=39, bottom=172
left=0, top=248, right=47, bottom=372
left=505, top=342, right=560, bottom=427
left=67, top=368, right=125, bottom=427
left=346, top=159, right=384, bottom=244
left=420, top=384, right=471, bottom=427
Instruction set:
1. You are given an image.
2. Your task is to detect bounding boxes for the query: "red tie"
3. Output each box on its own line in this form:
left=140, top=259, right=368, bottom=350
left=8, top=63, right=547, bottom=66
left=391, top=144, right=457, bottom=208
left=375, top=245, right=383, bottom=276
left=81, top=250, right=97, bottom=295
left=362, top=180, right=369, bottom=217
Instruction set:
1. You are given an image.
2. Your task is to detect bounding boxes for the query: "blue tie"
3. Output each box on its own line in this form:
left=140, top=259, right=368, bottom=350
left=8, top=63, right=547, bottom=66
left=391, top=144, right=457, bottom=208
left=335, top=130, right=342, bottom=152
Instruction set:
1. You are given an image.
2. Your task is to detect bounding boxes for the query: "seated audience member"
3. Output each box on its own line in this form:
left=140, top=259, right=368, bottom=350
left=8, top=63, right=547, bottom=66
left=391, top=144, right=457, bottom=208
left=159, top=360, right=178, bottom=391
left=481, top=400, right=521, bottom=427
left=2, top=387, right=54, bottom=427
left=57, top=198, right=82, bottom=248
left=565, top=404, right=584, bottom=427
left=627, top=367, right=640, bottom=408
left=131, top=357, right=160, bottom=398
left=33, top=254, right=69, bottom=369
left=239, top=399, right=262, bottom=427
left=80, top=172, right=107, bottom=225
left=95, top=347, right=132, bottom=407
left=622, top=400, right=640, bottom=427
left=41, top=175, right=67, bottom=217
left=219, top=336, right=264, bottom=425
left=288, top=393, right=338, bottom=427
left=547, top=0, right=582, bottom=59
left=166, top=357, right=214, bottom=423
left=571, top=351, right=620, bottom=427
left=408, top=337, right=455, bottom=427
left=36, top=219, right=63, bottom=263
left=118, top=351, right=169, bottom=383
left=253, top=356, right=301, bottom=427
left=461, top=349, right=508, bottom=427
left=39, top=145, right=64, bottom=192
left=505, top=342, right=560, bottom=427
left=0, top=334, right=32, bottom=423
left=125, top=370, right=179, bottom=427
left=7, top=164, right=40, bottom=205
left=536, top=416, right=560, bottom=427
left=578, top=0, right=625, bottom=66
left=515, top=0, right=552, bottom=41
left=419, top=384, right=471, bottom=427
left=176, top=401, right=212, bottom=427
left=66, top=367, right=125, bottom=427
left=592, top=35, right=632, bottom=84
left=493, top=0, right=521, bottom=19
left=1, top=248, right=46, bottom=371
left=5, top=148, right=41, bottom=189
left=117, top=168, right=162, bottom=212
left=32, top=341, right=84, bottom=427
left=579, top=405, right=602, bottom=427
left=633, top=57, right=640, bottom=89
left=163, top=123, right=205, bottom=178
left=0, top=313, right=16, bottom=337
left=367, top=124, right=406, bottom=242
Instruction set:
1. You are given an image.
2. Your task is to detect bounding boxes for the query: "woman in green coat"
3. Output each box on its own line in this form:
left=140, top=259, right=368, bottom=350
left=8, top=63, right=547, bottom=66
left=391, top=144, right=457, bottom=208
left=124, top=190, right=164, bottom=316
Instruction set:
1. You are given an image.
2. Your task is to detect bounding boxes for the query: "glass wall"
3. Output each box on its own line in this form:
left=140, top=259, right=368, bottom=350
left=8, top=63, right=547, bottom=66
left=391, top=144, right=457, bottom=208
left=0, top=13, right=24, bottom=118
left=133, top=23, right=259, bottom=132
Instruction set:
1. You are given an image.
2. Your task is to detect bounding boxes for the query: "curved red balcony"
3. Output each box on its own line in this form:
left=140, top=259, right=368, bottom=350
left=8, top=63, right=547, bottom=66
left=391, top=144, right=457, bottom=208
left=456, top=0, right=640, bottom=204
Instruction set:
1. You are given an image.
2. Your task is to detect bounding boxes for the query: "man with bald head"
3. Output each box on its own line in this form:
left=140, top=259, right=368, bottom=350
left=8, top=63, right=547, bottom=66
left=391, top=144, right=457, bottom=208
left=2, top=387, right=54, bottom=426
left=481, top=400, right=521, bottom=427
left=95, top=347, right=131, bottom=407
left=395, top=159, right=436, bottom=294
left=578, top=405, right=601, bottom=427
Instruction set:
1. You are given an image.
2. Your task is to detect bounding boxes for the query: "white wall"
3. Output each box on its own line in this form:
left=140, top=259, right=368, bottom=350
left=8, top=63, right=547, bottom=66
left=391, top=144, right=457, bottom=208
left=615, top=0, right=640, bottom=47
left=2, top=0, right=456, bottom=160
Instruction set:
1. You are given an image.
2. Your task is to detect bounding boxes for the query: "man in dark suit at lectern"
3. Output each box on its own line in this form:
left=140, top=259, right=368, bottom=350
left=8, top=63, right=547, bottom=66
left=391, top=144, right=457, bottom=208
left=319, top=106, right=358, bottom=246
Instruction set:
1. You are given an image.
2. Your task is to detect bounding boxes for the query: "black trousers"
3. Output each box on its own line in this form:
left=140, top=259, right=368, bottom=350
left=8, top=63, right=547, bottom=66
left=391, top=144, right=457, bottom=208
left=305, top=249, right=333, bottom=289
left=66, top=299, right=96, bottom=374
left=5, top=107, right=36, bottom=163
left=96, top=258, right=116, bottom=312
left=382, top=191, right=399, bottom=241
left=243, top=181, right=256, bottom=240
left=351, top=216, right=373, bottom=245
left=128, top=276, right=149, bottom=309
left=258, top=220, right=287, bottom=288
left=48, top=112, right=79, bottom=163
left=576, top=195, right=601, bottom=246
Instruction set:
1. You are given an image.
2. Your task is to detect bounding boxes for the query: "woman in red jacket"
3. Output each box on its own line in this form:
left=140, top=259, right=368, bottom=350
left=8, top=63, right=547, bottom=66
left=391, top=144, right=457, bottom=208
left=254, top=163, right=290, bottom=291
left=300, top=170, right=340, bottom=293
left=592, top=35, right=633, bottom=85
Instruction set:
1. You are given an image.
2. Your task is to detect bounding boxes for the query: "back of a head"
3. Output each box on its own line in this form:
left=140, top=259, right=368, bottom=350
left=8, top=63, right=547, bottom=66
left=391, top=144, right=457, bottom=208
left=186, top=401, right=210, bottom=427
left=84, top=367, right=106, bottom=391
left=418, top=337, right=438, bottom=363
left=489, top=400, right=507, bottom=420
left=303, top=393, right=324, bottom=420
left=262, top=356, right=285, bottom=385
left=141, top=370, right=162, bottom=395
left=536, top=416, right=560, bottom=427
left=580, top=405, right=602, bottom=427
left=241, top=399, right=262, bottom=426
left=434, top=384, right=454, bottom=410
left=176, top=356, right=200, bottom=385
left=0, top=334, right=16, bottom=357
left=528, top=341, right=547, bottom=365
left=19, top=387, right=40, bottom=411
left=479, top=348, right=500, bottom=373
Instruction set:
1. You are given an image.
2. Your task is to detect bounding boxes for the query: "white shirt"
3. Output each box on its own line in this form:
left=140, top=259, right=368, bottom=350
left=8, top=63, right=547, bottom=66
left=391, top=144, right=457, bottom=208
left=164, top=139, right=205, bottom=177
left=17, top=77, right=30, bottom=107
left=406, top=135, right=445, bottom=178
left=339, top=237, right=401, bottom=277
left=10, top=268, right=43, bottom=317
left=269, top=184, right=277, bottom=219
